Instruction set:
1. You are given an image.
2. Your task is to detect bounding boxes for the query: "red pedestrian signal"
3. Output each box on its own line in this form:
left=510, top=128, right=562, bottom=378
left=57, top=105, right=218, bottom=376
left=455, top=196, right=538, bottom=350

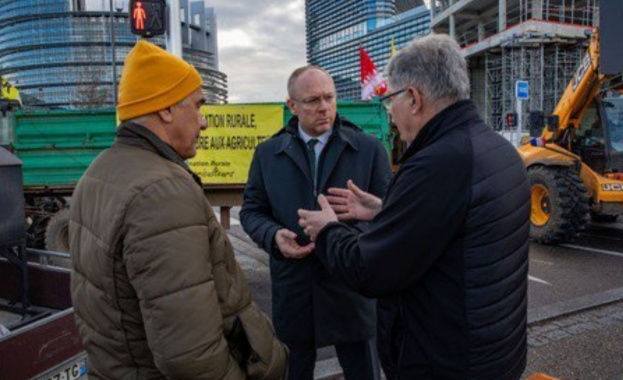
left=129, top=0, right=166, bottom=37
left=506, top=112, right=518, bottom=128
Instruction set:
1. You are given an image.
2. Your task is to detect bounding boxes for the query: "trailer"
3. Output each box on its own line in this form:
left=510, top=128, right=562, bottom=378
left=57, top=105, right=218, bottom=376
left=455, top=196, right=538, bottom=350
left=0, top=251, right=87, bottom=380
left=0, top=147, right=86, bottom=380
left=2, top=101, right=393, bottom=249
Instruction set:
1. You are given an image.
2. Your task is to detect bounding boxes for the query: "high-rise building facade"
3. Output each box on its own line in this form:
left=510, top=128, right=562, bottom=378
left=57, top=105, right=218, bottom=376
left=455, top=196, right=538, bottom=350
left=0, top=0, right=227, bottom=108
left=431, top=0, right=596, bottom=131
left=306, top=0, right=429, bottom=100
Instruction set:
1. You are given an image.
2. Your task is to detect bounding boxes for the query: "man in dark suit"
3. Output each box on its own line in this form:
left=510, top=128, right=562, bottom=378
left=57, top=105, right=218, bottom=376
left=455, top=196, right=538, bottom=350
left=240, top=65, right=391, bottom=380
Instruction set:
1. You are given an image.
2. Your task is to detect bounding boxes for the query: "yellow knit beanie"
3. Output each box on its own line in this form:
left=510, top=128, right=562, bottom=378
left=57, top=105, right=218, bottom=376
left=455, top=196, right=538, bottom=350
left=117, top=40, right=202, bottom=121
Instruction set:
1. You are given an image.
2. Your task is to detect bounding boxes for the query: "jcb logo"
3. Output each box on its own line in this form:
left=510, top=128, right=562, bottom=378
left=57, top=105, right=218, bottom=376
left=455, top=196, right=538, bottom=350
left=602, top=184, right=623, bottom=191
left=572, top=53, right=591, bottom=92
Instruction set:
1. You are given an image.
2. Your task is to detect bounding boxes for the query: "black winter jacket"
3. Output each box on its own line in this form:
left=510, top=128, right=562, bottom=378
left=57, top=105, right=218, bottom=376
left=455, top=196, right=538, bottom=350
left=315, top=100, right=530, bottom=379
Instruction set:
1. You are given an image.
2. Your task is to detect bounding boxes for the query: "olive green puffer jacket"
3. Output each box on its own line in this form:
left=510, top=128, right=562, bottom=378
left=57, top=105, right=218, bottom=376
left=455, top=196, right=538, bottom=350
left=69, top=124, right=287, bottom=380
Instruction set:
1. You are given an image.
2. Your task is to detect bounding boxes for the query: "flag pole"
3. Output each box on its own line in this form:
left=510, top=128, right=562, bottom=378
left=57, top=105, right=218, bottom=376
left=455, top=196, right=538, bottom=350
left=390, top=36, right=396, bottom=57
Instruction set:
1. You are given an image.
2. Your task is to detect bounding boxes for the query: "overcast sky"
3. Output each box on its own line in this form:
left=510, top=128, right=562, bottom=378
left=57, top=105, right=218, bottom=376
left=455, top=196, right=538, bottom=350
left=89, top=0, right=306, bottom=103
left=89, top=1, right=434, bottom=103
left=210, top=0, right=307, bottom=103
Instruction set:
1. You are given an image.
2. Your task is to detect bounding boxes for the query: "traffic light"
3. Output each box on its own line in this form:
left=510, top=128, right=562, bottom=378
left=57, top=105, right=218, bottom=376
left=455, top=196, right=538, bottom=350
left=506, top=112, right=518, bottom=128
left=129, top=0, right=166, bottom=37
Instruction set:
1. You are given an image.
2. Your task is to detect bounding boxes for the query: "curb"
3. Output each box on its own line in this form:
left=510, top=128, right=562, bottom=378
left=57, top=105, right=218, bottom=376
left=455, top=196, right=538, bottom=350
left=527, top=286, right=623, bottom=325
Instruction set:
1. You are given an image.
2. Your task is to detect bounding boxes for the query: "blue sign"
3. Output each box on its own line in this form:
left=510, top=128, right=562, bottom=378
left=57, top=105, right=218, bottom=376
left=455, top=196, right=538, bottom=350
left=515, top=80, right=529, bottom=99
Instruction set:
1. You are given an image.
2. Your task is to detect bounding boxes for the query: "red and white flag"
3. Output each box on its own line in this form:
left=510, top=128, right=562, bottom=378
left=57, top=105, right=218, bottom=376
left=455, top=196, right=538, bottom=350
left=359, top=46, right=387, bottom=100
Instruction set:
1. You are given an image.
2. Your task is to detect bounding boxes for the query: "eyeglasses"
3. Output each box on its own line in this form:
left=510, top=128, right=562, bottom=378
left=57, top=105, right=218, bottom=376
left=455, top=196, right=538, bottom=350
left=379, top=88, right=407, bottom=109
left=291, top=93, right=336, bottom=109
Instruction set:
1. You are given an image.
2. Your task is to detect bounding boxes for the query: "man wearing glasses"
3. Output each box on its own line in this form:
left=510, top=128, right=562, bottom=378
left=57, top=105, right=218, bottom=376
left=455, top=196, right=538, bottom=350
left=240, top=65, right=391, bottom=380
left=298, top=34, right=530, bottom=380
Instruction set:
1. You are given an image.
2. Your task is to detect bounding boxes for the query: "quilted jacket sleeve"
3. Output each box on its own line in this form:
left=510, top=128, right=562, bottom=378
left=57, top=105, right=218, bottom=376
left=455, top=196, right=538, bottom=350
left=122, top=174, right=245, bottom=379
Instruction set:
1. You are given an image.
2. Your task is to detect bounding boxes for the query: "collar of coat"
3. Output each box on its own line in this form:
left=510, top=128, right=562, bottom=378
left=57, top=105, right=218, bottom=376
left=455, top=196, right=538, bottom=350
left=398, top=99, right=480, bottom=164
left=273, top=113, right=363, bottom=154
left=115, top=121, right=204, bottom=189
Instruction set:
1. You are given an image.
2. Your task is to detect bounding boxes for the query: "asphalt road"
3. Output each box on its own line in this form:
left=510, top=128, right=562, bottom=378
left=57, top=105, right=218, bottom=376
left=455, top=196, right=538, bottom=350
left=524, top=220, right=623, bottom=379
left=222, top=208, right=623, bottom=380
left=528, top=221, right=623, bottom=319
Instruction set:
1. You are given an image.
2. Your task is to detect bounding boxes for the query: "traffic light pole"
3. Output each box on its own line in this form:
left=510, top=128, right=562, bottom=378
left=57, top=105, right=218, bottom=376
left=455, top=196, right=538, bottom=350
left=109, top=0, right=118, bottom=106
left=166, top=0, right=182, bottom=58
left=510, top=101, right=520, bottom=146
left=516, top=98, right=523, bottom=146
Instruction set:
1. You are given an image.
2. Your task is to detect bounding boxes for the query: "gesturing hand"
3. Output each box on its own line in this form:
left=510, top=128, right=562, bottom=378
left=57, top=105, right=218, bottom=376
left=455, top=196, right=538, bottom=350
left=298, top=194, right=338, bottom=241
left=275, top=228, right=314, bottom=259
left=325, top=180, right=382, bottom=222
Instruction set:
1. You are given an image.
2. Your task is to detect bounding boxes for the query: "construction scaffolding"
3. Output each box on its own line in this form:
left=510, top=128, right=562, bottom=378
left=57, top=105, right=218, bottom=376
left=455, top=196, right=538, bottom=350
left=482, top=43, right=585, bottom=131
left=431, top=0, right=597, bottom=133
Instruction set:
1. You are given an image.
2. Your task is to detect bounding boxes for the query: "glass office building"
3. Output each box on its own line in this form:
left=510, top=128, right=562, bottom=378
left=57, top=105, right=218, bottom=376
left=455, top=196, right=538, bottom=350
left=0, top=0, right=227, bottom=108
left=306, top=0, right=430, bottom=100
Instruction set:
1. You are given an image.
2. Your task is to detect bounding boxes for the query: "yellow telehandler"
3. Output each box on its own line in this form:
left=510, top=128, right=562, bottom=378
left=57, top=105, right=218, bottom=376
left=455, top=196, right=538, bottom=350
left=519, top=27, right=623, bottom=244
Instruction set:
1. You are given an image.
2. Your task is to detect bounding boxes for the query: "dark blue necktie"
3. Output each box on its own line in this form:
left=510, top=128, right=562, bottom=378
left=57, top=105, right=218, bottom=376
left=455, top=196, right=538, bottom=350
left=307, top=138, right=319, bottom=192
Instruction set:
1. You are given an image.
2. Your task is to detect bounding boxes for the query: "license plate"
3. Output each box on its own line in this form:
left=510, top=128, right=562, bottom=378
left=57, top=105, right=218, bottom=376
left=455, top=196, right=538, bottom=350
left=44, top=357, right=87, bottom=380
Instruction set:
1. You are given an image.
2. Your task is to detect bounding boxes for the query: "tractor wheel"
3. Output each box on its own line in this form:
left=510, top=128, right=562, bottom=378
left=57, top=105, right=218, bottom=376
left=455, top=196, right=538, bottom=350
left=590, top=212, right=619, bottom=223
left=528, top=166, right=588, bottom=244
left=567, top=169, right=589, bottom=233
left=26, top=215, right=50, bottom=249
left=45, top=208, right=71, bottom=267
left=25, top=196, right=65, bottom=249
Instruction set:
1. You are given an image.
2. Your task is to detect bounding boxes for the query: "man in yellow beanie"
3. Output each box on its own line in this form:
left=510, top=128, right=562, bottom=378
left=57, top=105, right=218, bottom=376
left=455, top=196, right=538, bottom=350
left=69, top=40, right=288, bottom=380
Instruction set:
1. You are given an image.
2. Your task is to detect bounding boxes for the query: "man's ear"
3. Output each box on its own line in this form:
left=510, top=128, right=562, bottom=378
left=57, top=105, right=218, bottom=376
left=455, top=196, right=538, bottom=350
left=286, top=98, right=297, bottom=115
left=157, top=107, right=174, bottom=123
left=409, top=87, right=421, bottom=114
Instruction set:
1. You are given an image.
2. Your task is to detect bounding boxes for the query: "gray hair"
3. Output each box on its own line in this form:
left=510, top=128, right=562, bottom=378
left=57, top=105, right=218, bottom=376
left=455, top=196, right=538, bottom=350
left=385, top=33, right=470, bottom=103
